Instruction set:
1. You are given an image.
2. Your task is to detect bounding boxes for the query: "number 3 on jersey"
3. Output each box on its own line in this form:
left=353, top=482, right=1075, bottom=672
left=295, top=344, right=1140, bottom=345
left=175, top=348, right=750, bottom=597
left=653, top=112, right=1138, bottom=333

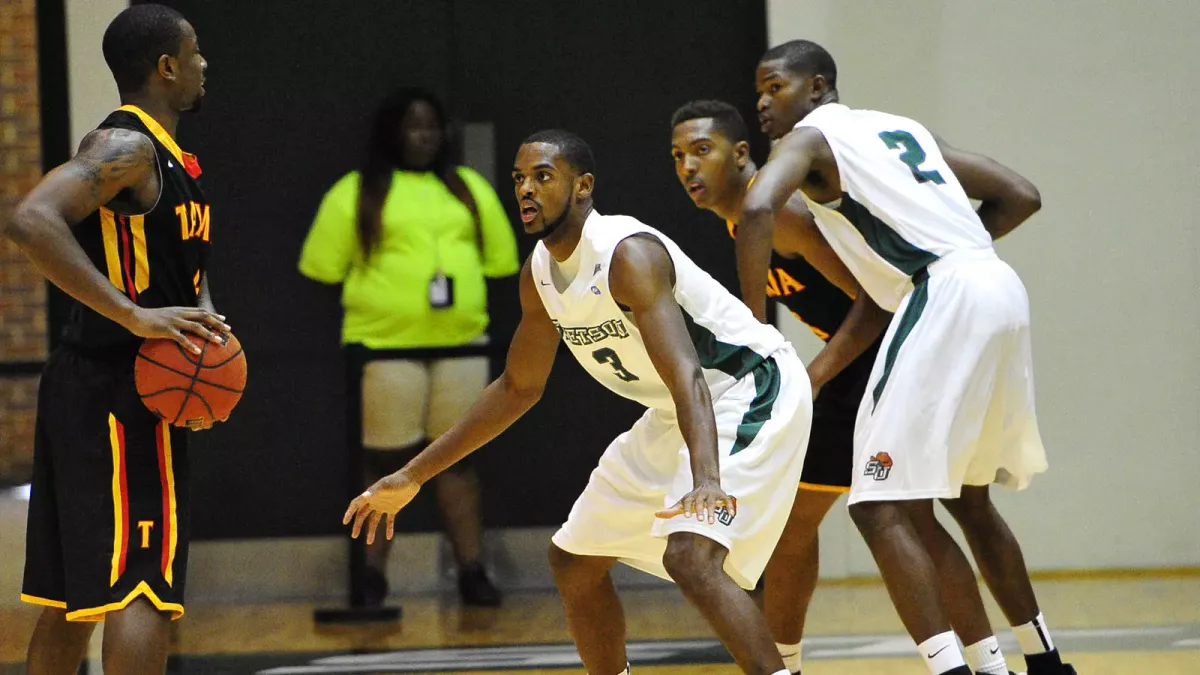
left=592, top=347, right=640, bottom=382
left=879, top=130, right=945, bottom=185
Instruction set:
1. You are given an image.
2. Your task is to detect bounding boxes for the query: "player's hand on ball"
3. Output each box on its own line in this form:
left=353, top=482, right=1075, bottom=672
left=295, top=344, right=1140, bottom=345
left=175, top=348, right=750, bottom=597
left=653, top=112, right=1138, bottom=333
left=343, top=471, right=421, bottom=544
left=127, top=306, right=229, bottom=354
left=656, top=481, right=737, bottom=525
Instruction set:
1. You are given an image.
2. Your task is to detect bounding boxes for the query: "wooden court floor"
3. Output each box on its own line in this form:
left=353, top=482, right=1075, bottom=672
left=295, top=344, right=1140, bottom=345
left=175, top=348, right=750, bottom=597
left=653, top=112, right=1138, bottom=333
left=2, top=576, right=1199, bottom=673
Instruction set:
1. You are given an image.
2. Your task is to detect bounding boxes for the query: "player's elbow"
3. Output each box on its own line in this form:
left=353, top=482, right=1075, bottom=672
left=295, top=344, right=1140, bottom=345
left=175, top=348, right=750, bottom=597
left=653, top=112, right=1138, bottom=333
left=1008, top=179, right=1042, bottom=220
left=4, top=201, right=43, bottom=246
left=500, top=370, right=545, bottom=406
left=739, top=199, right=775, bottom=227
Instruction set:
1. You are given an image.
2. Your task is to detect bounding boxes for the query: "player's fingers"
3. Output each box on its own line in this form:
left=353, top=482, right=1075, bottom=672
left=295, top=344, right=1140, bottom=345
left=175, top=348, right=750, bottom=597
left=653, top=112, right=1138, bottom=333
left=193, top=311, right=231, bottom=334
left=366, top=510, right=382, bottom=546
left=386, top=513, right=396, bottom=541
left=169, top=327, right=203, bottom=354
left=351, top=507, right=371, bottom=539
left=654, top=501, right=685, bottom=519
left=342, top=498, right=362, bottom=525
left=681, top=495, right=696, bottom=519
left=728, top=495, right=737, bottom=517
left=178, top=319, right=223, bottom=345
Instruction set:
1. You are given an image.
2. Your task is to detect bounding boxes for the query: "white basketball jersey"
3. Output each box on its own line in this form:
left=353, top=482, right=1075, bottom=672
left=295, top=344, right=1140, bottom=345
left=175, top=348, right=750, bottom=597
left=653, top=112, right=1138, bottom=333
left=532, top=211, right=786, bottom=411
left=793, top=103, right=992, bottom=311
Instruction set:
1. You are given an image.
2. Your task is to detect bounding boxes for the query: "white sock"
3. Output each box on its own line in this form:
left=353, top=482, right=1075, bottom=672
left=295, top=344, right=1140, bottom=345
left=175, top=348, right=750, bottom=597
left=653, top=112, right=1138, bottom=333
left=770, top=671, right=790, bottom=675
left=776, top=641, right=802, bottom=673
left=917, top=631, right=966, bottom=675
left=964, top=635, right=1008, bottom=674
left=1013, top=612, right=1055, bottom=655
left=612, top=667, right=629, bottom=675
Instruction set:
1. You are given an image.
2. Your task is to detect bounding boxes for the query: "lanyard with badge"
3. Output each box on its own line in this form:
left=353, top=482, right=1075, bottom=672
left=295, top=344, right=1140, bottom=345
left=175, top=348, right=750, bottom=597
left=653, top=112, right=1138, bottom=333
left=429, top=240, right=454, bottom=309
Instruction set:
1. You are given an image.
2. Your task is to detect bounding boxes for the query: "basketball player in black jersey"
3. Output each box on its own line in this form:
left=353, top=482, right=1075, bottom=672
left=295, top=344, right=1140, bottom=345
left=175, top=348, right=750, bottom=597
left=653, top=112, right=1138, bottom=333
left=670, top=100, right=1023, bottom=675
left=3, top=5, right=225, bottom=674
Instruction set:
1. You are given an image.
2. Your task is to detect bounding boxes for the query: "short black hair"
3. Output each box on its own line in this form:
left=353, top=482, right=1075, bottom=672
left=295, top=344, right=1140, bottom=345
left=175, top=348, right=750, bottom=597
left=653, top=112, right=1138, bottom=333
left=761, top=39, right=837, bottom=89
left=102, top=4, right=188, bottom=94
left=670, top=100, right=749, bottom=144
left=521, top=129, right=595, bottom=175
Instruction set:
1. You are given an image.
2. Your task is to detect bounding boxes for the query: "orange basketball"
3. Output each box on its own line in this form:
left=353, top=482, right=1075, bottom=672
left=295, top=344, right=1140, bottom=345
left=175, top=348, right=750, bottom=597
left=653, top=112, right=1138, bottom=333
left=134, top=332, right=247, bottom=428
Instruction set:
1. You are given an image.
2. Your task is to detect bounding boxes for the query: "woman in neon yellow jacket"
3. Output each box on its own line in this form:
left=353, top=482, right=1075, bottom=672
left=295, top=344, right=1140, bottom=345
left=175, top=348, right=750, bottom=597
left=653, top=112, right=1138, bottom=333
left=300, top=88, right=518, bottom=607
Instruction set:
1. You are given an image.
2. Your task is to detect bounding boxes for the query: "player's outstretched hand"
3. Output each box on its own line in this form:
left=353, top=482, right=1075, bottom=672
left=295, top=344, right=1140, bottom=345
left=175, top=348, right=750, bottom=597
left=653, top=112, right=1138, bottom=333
left=655, top=481, right=737, bottom=525
left=127, top=306, right=229, bottom=354
left=343, top=471, right=421, bottom=545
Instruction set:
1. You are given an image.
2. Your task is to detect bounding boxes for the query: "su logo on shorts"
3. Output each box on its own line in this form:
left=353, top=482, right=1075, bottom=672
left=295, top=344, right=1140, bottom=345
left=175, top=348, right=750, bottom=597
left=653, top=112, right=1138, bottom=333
left=864, top=452, right=894, bottom=481
left=715, top=505, right=736, bottom=526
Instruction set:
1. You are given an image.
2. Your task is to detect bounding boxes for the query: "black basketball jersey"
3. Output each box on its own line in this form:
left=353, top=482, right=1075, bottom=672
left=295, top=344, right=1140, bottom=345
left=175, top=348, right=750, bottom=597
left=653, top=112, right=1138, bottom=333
left=62, top=105, right=211, bottom=355
left=724, top=219, right=851, bottom=341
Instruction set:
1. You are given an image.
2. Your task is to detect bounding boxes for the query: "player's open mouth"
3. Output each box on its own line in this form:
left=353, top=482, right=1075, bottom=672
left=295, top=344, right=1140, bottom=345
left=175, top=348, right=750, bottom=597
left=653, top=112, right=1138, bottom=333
left=687, top=181, right=705, bottom=197
left=520, top=202, right=539, bottom=223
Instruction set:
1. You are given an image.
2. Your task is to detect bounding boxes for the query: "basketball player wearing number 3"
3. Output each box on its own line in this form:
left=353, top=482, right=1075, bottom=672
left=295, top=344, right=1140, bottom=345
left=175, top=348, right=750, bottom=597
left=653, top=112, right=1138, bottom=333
left=346, top=129, right=813, bottom=675
left=2, top=6, right=227, bottom=674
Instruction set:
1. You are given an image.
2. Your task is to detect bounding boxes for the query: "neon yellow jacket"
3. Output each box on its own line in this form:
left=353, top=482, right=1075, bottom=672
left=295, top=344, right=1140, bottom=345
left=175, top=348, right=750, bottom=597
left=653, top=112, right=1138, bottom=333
left=299, top=167, right=519, bottom=348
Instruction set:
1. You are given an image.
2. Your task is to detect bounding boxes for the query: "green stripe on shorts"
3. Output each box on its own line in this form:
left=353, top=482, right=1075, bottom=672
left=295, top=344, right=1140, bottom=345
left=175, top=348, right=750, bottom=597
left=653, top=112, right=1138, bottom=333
left=871, top=267, right=930, bottom=411
left=732, top=357, right=780, bottom=455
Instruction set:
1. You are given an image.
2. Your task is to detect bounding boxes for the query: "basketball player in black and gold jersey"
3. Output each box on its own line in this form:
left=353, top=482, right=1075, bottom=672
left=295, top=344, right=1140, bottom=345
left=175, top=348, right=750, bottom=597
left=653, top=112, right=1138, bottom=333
left=2, top=5, right=226, bottom=674
left=670, top=101, right=1021, bottom=675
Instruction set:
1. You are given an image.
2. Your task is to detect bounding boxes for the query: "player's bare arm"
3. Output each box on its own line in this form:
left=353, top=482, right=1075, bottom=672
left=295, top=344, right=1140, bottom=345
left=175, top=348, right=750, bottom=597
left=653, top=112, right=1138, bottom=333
left=937, top=137, right=1042, bottom=240
left=774, top=193, right=858, bottom=296
left=344, top=257, right=561, bottom=542
left=738, top=127, right=834, bottom=321
left=807, top=284, right=891, bottom=398
left=607, top=234, right=732, bottom=524
left=5, top=128, right=227, bottom=353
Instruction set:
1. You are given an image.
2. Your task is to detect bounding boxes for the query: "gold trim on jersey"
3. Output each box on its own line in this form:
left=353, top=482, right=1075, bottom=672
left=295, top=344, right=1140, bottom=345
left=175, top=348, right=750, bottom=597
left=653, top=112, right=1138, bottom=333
left=99, top=208, right=125, bottom=292
left=130, top=215, right=149, bottom=293
left=118, top=105, right=185, bottom=165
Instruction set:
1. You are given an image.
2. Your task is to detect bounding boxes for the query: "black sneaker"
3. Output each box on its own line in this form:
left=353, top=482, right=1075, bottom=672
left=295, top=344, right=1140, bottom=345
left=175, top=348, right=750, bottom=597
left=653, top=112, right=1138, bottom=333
left=1025, top=650, right=1075, bottom=675
left=458, top=564, right=502, bottom=607
left=363, top=566, right=389, bottom=607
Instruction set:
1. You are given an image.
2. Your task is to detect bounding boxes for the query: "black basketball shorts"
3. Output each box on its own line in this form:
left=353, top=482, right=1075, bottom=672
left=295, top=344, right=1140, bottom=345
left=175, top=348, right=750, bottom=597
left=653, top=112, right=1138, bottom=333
left=799, top=336, right=884, bottom=492
left=21, top=346, right=190, bottom=621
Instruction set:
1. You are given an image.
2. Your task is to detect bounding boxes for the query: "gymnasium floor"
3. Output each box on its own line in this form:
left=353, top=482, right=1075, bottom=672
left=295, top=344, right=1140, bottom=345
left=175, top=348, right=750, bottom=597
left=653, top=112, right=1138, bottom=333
left=2, top=576, right=1198, bottom=674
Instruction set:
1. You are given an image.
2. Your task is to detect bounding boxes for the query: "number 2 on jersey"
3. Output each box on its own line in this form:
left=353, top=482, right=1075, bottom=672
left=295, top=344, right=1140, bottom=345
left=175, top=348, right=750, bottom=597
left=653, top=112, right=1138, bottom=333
left=592, top=347, right=640, bottom=382
left=878, top=130, right=945, bottom=185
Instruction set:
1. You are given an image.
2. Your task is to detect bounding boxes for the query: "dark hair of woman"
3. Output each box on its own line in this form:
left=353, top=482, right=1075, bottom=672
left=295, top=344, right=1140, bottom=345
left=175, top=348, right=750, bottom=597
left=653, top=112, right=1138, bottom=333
left=357, top=87, right=478, bottom=258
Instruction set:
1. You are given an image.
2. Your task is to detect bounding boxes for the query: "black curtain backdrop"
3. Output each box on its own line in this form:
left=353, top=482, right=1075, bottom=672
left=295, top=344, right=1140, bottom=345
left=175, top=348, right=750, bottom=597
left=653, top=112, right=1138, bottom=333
left=139, top=0, right=769, bottom=538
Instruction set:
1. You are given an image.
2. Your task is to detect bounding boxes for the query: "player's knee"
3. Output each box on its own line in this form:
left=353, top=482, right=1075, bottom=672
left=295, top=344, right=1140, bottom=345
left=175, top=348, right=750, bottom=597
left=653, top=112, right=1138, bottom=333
left=940, top=486, right=995, bottom=529
left=848, top=500, right=902, bottom=538
left=547, top=543, right=606, bottom=590
left=661, top=535, right=725, bottom=590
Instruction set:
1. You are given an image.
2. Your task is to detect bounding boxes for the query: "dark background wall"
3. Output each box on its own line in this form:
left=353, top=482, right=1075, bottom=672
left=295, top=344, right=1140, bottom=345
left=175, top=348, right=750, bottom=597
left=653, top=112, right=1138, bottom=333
left=140, top=0, right=769, bottom=538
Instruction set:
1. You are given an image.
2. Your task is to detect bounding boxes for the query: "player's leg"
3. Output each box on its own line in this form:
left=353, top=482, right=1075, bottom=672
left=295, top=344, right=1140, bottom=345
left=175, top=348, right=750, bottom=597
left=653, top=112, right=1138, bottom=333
left=761, top=380, right=859, bottom=673
left=22, top=351, right=101, bottom=674
left=663, top=532, right=788, bottom=675
left=761, top=487, right=839, bottom=672
left=25, top=608, right=95, bottom=675
left=360, top=357, right=431, bottom=604
left=910, top=504, right=1011, bottom=675
left=429, top=353, right=500, bottom=606
left=100, top=597, right=172, bottom=675
left=548, top=544, right=627, bottom=674
left=943, top=487, right=1070, bottom=675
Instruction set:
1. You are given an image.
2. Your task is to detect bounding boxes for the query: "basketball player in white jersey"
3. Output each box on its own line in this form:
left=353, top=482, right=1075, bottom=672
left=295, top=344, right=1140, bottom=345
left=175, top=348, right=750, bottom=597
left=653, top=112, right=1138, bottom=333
left=671, top=99, right=1026, bottom=675
left=737, top=41, right=1073, bottom=675
left=345, top=129, right=813, bottom=675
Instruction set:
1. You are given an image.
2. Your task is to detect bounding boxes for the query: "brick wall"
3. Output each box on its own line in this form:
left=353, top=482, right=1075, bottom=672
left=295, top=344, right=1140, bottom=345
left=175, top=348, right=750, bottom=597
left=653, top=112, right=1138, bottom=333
left=0, top=0, right=45, bottom=486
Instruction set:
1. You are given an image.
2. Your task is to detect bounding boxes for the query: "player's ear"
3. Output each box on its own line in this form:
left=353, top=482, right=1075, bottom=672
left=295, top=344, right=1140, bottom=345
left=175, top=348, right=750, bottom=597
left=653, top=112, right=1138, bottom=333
left=576, top=173, right=595, bottom=200
left=734, top=140, right=751, bottom=169
left=157, top=53, right=177, bottom=82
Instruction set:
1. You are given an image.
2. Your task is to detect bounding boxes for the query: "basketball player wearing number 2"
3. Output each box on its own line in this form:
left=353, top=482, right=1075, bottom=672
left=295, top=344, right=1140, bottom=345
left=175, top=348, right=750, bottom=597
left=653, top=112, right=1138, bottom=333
left=3, top=6, right=227, bottom=674
left=739, top=40, right=1071, bottom=675
left=346, top=130, right=812, bottom=675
